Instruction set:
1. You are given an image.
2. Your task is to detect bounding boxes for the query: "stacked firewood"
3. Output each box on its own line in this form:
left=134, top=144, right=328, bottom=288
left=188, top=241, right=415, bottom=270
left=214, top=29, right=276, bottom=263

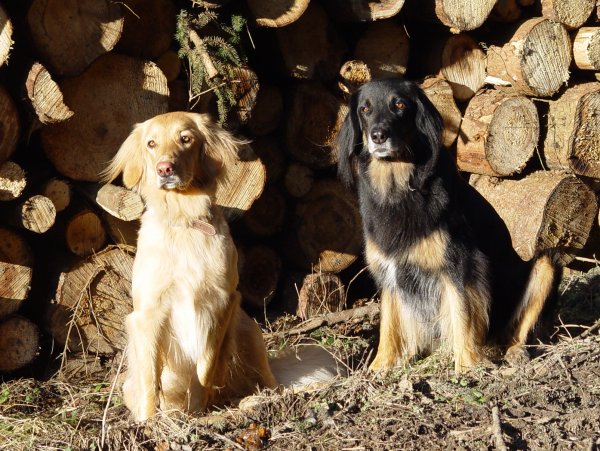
left=0, top=0, right=599, bottom=374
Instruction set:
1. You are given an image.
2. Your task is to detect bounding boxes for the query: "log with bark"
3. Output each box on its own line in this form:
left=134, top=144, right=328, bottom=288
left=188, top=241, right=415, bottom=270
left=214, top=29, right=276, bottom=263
left=276, top=2, right=346, bottom=81
left=5, top=194, right=56, bottom=234
left=0, top=227, right=34, bottom=318
left=287, top=180, right=362, bottom=273
left=25, top=62, right=74, bottom=125
left=40, top=53, right=169, bottom=182
left=420, top=77, right=462, bottom=149
left=457, top=89, right=539, bottom=177
left=0, top=5, right=12, bottom=68
left=48, top=245, right=134, bottom=355
left=286, top=83, right=348, bottom=169
left=541, top=0, right=594, bottom=30
left=354, top=20, right=409, bottom=79
left=296, top=273, right=345, bottom=320
left=285, top=163, right=314, bottom=198
left=543, top=82, right=600, bottom=179
left=247, top=0, right=310, bottom=27
left=573, top=28, right=600, bottom=71
left=27, top=0, right=124, bottom=77
left=242, top=185, right=286, bottom=236
left=80, top=183, right=144, bottom=222
left=323, top=0, right=405, bottom=22
left=251, top=136, right=286, bottom=185
left=239, top=245, right=282, bottom=309
left=0, top=161, right=27, bottom=202
left=486, top=18, right=571, bottom=97
left=0, top=315, right=40, bottom=373
left=247, top=84, right=283, bottom=137
left=0, top=85, right=20, bottom=164
left=470, top=171, right=598, bottom=264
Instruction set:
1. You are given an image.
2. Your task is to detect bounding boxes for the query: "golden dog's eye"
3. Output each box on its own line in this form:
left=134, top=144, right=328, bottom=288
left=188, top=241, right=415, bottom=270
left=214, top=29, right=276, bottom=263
left=395, top=101, right=405, bottom=110
left=181, top=135, right=191, bottom=144
left=147, top=139, right=156, bottom=148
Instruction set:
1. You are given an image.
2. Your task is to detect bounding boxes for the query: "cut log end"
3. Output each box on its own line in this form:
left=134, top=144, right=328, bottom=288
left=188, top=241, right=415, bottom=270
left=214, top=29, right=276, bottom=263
left=15, top=195, right=57, bottom=234
left=435, top=0, right=498, bottom=31
left=574, top=27, right=600, bottom=71
left=26, top=62, right=74, bottom=124
left=297, top=273, right=346, bottom=320
left=440, top=33, right=486, bottom=102
left=239, top=245, right=282, bottom=309
left=541, top=0, right=594, bottom=30
left=0, top=5, right=13, bottom=68
left=41, top=178, right=71, bottom=212
left=0, top=161, right=26, bottom=201
left=66, top=210, right=107, bottom=257
left=0, top=316, right=39, bottom=372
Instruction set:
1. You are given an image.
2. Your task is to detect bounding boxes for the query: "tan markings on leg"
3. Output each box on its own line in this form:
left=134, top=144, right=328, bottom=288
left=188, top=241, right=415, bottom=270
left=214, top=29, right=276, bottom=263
left=369, top=289, right=406, bottom=371
left=507, top=255, right=555, bottom=354
left=368, top=159, right=415, bottom=197
left=406, top=229, right=448, bottom=272
left=439, top=275, right=489, bottom=373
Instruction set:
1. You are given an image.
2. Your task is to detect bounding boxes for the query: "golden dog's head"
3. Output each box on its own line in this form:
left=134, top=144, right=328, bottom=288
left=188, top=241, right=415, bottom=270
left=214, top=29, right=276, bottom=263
left=102, top=112, right=242, bottom=192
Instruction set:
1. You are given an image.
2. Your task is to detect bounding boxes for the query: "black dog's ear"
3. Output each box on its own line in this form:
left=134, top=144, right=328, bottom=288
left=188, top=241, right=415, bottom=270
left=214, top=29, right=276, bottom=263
left=337, top=93, right=362, bottom=187
left=414, top=87, right=443, bottom=156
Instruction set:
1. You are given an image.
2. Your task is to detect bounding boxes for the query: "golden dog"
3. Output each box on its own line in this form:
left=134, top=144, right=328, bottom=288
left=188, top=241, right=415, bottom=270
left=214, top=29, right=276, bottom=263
left=103, top=112, right=277, bottom=421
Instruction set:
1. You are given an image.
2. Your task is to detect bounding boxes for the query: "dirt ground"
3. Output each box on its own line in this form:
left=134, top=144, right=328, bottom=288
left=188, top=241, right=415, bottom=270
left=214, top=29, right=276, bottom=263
left=0, top=267, right=599, bottom=451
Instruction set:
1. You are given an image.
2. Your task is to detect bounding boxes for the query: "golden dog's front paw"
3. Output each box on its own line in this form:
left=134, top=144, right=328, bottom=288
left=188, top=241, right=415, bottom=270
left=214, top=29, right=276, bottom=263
left=123, top=378, right=157, bottom=422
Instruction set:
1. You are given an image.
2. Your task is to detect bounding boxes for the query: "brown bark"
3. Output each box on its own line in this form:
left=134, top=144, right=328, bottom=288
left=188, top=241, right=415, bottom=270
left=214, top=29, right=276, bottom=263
left=242, top=185, right=286, bottom=236
left=276, top=2, right=346, bottom=81
left=64, top=209, right=107, bottom=257
left=543, top=82, right=600, bottom=179
left=286, top=83, right=348, bottom=169
left=0, top=5, right=12, bottom=68
left=573, top=28, right=600, bottom=71
left=116, top=0, right=175, bottom=59
left=470, top=171, right=597, bottom=264
left=0, top=227, right=33, bottom=319
left=296, top=273, right=345, bottom=320
left=6, top=195, right=56, bottom=234
left=40, top=178, right=71, bottom=213
left=26, top=62, right=74, bottom=125
left=50, top=245, right=134, bottom=355
left=247, top=0, right=310, bottom=27
left=0, top=315, right=39, bottom=372
left=285, top=163, right=314, bottom=198
left=0, top=85, right=20, bottom=164
left=435, top=0, right=498, bottom=31
left=486, top=18, right=571, bottom=97
left=41, top=53, right=169, bottom=182
left=338, top=60, right=372, bottom=98
left=27, top=0, right=124, bottom=77
left=420, top=77, right=462, bottom=149
left=541, top=0, right=594, bottom=30
left=239, top=245, right=282, bottom=309
left=247, top=84, right=283, bottom=136
left=323, top=0, right=405, bottom=22
left=289, top=180, right=362, bottom=273
left=354, top=20, right=409, bottom=79
left=0, top=161, right=26, bottom=202
left=457, top=89, right=539, bottom=176
left=82, top=183, right=144, bottom=221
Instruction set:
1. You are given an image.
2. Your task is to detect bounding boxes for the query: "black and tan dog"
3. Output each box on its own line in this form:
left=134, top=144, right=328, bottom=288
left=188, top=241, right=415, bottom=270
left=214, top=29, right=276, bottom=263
left=337, top=78, right=561, bottom=372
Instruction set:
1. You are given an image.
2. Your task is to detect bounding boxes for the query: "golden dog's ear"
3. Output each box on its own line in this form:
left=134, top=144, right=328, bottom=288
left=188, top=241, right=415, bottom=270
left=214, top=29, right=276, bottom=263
left=189, top=113, right=246, bottom=181
left=100, top=124, right=145, bottom=190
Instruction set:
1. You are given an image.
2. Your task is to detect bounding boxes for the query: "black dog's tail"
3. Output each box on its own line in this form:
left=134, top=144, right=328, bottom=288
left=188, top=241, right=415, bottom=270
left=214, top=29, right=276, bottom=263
left=507, top=250, right=562, bottom=350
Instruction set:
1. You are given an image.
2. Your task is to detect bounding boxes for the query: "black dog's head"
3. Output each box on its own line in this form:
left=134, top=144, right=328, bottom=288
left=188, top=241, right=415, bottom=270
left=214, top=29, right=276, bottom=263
left=337, top=78, right=443, bottom=188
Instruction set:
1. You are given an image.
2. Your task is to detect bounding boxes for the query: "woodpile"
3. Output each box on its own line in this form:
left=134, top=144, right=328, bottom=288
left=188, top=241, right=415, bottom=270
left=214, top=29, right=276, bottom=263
left=0, top=0, right=598, bottom=374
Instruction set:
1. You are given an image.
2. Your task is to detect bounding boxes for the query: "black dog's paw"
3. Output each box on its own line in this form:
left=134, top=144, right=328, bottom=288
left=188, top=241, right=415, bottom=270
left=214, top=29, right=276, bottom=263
left=504, top=345, right=531, bottom=367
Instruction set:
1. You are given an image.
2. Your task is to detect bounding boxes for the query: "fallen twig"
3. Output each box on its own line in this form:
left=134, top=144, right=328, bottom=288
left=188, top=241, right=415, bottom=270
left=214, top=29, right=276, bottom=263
left=491, top=404, right=508, bottom=451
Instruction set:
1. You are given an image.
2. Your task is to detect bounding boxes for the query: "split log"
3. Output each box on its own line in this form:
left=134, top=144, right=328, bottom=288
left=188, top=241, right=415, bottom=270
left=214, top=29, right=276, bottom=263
left=573, top=28, right=600, bottom=71
left=0, top=5, right=12, bottom=68
left=457, top=89, right=539, bottom=177
left=0, top=161, right=27, bottom=202
left=543, top=82, right=600, bottom=179
left=276, top=2, right=346, bottom=81
left=0, top=315, right=39, bottom=372
left=541, top=0, right=594, bottom=30
left=0, top=85, right=20, bottom=164
left=64, top=209, right=107, bottom=257
left=296, top=273, right=345, bottom=320
left=323, top=0, right=405, bottom=22
left=420, top=77, right=462, bottom=149
left=40, top=178, right=71, bottom=213
left=5, top=195, right=56, bottom=234
left=285, top=163, right=314, bottom=198
left=286, top=83, right=348, bottom=169
left=41, top=53, right=169, bottom=182
left=25, top=62, right=74, bottom=124
left=434, top=0, right=498, bottom=31
left=251, top=136, right=286, bottom=185
left=215, top=145, right=267, bottom=221
left=338, top=60, right=372, bottom=97
left=470, top=171, right=597, bottom=264
left=288, top=180, right=362, bottom=273
left=116, top=0, right=175, bottom=59
left=242, top=185, right=286, bottom=236
left=486, top=18, right=571, bottom=97
left=49, top=245, right=134, bottom=355
left=0, top=227, right=33, bottom=318
left=247, top=0, right=309, bottom=27
left=247, top=84, right=283, bottom=136
left=239, top=245, right=282, bottom=309
left=354, top=20, right=409, bottom=79
left=27, top=0, right=124, bottom=77
left=81, top=183, right=144, bottom=221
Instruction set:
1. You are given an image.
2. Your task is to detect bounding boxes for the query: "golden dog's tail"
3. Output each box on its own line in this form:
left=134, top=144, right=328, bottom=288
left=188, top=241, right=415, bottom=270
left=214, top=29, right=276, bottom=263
left=269, top=346, right=342, bottom=389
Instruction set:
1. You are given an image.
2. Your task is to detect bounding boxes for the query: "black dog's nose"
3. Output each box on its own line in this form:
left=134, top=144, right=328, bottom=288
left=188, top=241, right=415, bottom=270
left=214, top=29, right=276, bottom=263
left=370, top=129, right=388, bottom=144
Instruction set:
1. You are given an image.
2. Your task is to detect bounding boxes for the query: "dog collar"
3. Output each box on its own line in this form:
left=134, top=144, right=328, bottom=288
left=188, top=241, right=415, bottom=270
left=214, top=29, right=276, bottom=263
left=191, top=219, right=217, bottom=236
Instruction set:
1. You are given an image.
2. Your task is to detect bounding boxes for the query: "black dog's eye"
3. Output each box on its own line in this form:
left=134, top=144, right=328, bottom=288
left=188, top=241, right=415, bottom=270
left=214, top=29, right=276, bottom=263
left=395, top=101, right=406, bottom=110
left=360, top=105, right=371, bottom=114
left=147, top=139, right=156, bottom=148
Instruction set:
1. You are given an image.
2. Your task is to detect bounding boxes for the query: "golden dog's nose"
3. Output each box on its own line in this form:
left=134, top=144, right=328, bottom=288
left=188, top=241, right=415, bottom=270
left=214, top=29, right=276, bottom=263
left=156, top=161, right=174, bottom=177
